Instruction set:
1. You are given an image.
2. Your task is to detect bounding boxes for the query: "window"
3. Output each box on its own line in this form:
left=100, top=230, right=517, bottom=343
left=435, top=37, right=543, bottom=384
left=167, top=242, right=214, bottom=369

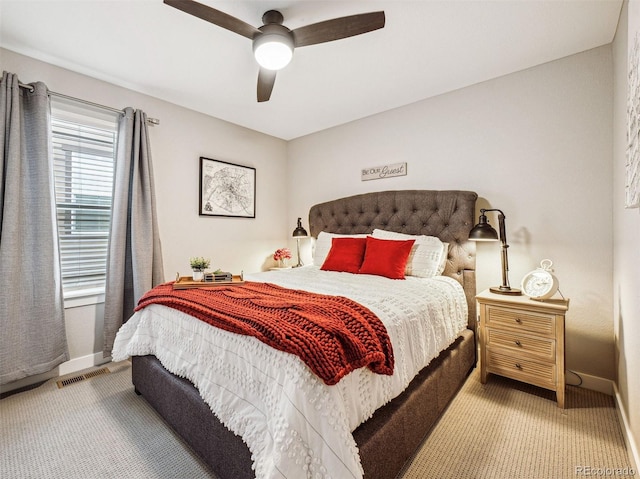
left=51, top=97, right=119, bottom=301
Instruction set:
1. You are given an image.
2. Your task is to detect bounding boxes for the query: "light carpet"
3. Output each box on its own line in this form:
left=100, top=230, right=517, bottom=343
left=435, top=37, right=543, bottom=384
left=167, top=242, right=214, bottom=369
left=401, top=371, right=633, bottom=479
left=0, top=362, right=633, bottom=479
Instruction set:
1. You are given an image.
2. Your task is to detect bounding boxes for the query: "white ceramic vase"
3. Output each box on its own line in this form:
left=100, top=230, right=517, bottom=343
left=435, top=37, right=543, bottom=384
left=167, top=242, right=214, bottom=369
left=192, top=270, right=204, bottom=281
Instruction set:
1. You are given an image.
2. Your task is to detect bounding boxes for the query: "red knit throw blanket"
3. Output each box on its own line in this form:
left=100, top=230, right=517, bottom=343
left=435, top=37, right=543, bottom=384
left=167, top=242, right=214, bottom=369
left=135, top=281, right=394, bottom=385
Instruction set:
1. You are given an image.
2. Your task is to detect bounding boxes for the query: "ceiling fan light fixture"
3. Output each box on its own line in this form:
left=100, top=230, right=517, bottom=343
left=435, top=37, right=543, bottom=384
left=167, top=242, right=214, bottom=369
left=164, top=2, right=385, bottom=101
left=253, top=27, right=294, bottom=71
left=254, top=40, right=293, bottom=70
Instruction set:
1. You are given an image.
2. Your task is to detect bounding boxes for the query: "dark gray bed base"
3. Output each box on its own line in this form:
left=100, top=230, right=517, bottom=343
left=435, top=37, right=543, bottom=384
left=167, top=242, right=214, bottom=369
left=131, top=190, right=478, bottom=479
left=133, top=329, right=475, bottom=479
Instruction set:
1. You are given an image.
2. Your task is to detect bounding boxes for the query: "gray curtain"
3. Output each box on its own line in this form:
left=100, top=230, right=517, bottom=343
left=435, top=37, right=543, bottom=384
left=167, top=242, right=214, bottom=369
left=103, top=107, right=163, bottom=357
left=0, top=71, right=68, bottom=385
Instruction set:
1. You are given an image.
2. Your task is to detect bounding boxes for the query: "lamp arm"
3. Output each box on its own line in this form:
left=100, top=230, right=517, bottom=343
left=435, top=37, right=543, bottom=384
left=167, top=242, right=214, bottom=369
left=295, top=237, right=303, bottom=267
left=497, top=213, right=511, bottom=289
left=480, top=208, right=511, bottom=290
left=497, top=212, right=507, bottom=246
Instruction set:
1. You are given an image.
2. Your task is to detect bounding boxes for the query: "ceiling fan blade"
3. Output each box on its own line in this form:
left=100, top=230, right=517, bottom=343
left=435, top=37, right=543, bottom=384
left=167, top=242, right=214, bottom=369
left=292, top=11, right=385, bottom=48
left=257, top=68, right=277, bottom=102
left=164, top=0, right=260, bottom=40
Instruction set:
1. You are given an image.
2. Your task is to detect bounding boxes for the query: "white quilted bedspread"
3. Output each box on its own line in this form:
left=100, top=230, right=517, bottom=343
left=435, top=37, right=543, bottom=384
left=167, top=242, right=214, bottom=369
left=112, top=266, right=468, bottom=479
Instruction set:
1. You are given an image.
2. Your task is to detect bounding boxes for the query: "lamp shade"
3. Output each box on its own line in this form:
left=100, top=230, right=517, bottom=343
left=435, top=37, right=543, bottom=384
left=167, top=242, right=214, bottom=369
left=292, top=217, right=308, bottom=237
left=469, top=213, right=498, bottom=241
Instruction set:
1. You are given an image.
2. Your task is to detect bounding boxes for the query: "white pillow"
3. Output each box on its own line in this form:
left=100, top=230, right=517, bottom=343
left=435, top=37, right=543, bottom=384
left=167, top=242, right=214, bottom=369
left=372, top=229, right=446, bottom=278
left=313, top=231, right=368, bottom=266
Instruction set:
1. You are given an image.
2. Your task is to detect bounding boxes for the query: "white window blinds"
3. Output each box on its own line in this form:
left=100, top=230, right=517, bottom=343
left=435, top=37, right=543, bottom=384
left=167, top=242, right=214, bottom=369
left=51, top=97, right=119, bottom=297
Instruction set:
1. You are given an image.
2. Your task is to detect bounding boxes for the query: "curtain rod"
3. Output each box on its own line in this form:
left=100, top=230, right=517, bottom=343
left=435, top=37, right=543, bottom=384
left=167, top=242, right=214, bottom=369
left=16, top=81, right=160, bottom=126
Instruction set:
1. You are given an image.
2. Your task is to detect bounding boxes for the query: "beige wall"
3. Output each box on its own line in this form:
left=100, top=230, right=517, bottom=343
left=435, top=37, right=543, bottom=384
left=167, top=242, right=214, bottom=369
left=1, top=48, right=289, bottom=391
left=288, top=46, right=615, bottom=386
left=613, top=0, right=640, bottom=468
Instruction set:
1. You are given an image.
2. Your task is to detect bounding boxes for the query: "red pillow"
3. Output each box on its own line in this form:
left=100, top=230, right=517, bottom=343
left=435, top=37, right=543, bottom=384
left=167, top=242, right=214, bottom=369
left=320, top=237, right=367, bottom=273
left=358, top=236, right=415, bottom=279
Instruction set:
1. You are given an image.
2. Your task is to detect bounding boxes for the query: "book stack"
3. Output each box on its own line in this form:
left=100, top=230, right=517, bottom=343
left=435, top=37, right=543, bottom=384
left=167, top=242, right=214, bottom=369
left=204, top=271, right=233, bottom=282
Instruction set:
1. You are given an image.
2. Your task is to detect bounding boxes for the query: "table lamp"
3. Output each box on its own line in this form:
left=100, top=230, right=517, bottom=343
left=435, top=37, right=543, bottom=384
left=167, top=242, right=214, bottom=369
left=469, top=208, right=521, bottom=295
left=292, top=217, right=308, bottom=267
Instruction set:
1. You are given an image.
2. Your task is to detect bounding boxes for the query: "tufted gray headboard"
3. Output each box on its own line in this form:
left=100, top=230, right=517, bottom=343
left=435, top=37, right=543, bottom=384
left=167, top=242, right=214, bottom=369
left=308, top=190, right=478, bottom=330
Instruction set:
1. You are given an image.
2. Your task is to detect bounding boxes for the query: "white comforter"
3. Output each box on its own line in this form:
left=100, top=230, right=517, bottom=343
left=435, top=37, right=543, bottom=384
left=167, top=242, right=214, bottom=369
left=112, top=266, right=468, bottom=479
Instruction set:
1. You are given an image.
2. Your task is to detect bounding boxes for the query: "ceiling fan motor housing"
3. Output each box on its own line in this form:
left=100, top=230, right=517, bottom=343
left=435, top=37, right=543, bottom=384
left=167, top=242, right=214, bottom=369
left=262, top=10, right=284, bottom=25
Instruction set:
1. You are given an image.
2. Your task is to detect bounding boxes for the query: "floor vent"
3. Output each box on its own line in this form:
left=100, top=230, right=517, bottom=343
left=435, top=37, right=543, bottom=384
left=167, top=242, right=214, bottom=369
left=56, top=367, right=110, bottom=389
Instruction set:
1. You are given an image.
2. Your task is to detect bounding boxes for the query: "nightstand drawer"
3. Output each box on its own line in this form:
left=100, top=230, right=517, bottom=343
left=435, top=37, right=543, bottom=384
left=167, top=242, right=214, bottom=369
left=486, top=328, right=556, bottom=362
left=486, top=305, right=556, bottom=337
left=487, top=350, right=556, bottom=389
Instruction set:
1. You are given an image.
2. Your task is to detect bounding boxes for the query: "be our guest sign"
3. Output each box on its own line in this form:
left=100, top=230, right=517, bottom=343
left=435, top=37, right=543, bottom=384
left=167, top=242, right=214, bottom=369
left=361, top=162, right=407, bottom=181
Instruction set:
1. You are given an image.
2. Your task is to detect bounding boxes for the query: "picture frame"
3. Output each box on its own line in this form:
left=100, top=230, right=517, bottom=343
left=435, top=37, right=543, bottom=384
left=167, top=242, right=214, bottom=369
left=199, top=157, right=256, bottom=218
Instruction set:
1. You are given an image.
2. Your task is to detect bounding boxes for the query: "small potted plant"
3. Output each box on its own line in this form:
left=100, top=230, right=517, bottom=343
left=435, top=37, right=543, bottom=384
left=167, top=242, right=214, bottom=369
left=273, top=248, right=292, bottom=268
left=189, top=256, right=210, bottom=281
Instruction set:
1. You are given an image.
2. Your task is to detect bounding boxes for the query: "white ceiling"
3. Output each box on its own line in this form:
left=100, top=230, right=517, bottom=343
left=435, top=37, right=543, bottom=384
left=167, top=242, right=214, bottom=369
left=0, top=0, right=623, bottom=140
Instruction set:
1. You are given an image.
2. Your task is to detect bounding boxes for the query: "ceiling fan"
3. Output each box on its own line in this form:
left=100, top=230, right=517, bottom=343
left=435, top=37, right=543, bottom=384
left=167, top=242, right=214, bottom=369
left=164, top=0, right=385, bottom=102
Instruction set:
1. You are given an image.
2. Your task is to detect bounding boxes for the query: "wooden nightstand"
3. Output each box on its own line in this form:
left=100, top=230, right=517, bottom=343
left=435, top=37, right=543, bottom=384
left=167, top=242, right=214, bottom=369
left=476, top=289, right=569, bottom=408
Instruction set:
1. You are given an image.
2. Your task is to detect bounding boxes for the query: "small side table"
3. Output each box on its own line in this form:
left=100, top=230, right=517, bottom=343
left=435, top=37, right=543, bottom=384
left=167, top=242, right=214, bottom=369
left=476, top=289, right=569, bottom=408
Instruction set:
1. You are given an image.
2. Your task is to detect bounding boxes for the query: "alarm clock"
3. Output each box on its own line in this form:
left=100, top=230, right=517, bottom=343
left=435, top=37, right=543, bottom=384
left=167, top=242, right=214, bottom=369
left=521, top=259, right=559, bottom=300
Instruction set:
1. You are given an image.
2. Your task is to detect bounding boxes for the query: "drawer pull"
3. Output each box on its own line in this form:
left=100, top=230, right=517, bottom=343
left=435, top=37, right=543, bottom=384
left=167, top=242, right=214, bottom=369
left=515, top=318, right=522, bottom=324
left=515, top=363, right=522, bottom=369
left=515, top=340, right=522, bottom=347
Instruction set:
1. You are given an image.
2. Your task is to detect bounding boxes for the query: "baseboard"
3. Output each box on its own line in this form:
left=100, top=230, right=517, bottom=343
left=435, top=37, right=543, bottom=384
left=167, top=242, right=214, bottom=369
left=567, top=369, right=613, bottom=395
left=58, top=352, right=111, bottom=376
left=571, top=373, right=638, bottom=472
left=1, top=352, right=112, bottom=395
left=613, top=383, right=639, bottom=473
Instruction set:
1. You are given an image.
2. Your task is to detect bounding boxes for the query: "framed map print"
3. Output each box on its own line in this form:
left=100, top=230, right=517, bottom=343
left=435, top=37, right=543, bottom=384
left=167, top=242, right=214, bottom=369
left=199, top=157, right=256, bottom=218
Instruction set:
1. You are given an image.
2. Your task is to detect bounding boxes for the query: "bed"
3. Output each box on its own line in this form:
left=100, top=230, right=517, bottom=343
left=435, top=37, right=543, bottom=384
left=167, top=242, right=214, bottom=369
left=114, top=189, right=478, bottom=479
